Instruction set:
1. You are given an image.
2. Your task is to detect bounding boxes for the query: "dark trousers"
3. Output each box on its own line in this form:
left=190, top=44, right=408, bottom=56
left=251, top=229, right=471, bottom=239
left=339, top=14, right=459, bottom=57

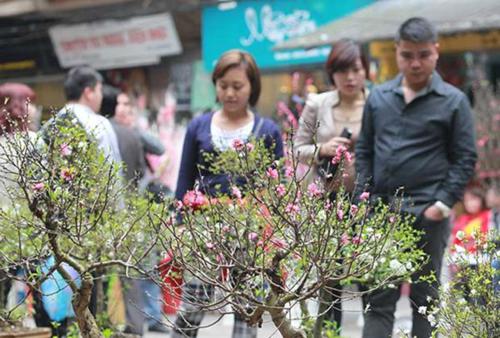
left=362, top=216, right=450, bottom=338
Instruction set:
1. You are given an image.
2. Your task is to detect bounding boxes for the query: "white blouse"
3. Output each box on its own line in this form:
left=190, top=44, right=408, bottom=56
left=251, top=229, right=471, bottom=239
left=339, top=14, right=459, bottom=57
left=211, top=119, right=254, bottom=151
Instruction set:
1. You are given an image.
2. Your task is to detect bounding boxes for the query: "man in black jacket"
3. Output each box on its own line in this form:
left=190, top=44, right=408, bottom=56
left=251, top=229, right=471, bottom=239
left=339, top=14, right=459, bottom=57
left=355, top=17, right=477, bottom=338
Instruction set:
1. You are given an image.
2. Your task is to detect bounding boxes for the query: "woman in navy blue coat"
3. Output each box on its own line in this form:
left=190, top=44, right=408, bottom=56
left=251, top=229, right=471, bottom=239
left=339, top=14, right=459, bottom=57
left=172, top=50, right=283, bottom=338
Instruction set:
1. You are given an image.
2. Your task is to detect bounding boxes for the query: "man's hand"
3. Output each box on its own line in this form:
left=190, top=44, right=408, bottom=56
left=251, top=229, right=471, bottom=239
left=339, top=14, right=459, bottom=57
left=319, top=137, right=352, bottom=157
left=423, top=205, right=444, bottom=221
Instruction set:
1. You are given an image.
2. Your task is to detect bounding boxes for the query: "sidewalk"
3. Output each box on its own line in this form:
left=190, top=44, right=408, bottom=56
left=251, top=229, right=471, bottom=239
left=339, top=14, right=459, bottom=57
left=145, top=294, right=412, bottom=338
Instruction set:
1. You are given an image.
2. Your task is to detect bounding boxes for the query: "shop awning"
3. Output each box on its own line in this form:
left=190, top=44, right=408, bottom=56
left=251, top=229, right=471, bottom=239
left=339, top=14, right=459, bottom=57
left=274, top=0, right=500, bottom=50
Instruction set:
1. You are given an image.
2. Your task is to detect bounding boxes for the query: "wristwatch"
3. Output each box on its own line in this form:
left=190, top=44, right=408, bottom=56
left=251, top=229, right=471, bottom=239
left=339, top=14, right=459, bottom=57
left=433, top=200, right=451, bottom=218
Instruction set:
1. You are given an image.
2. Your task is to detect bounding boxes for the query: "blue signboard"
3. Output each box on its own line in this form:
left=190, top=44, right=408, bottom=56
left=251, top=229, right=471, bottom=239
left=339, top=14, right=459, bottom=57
left=202, top=0, right=373, bottom=71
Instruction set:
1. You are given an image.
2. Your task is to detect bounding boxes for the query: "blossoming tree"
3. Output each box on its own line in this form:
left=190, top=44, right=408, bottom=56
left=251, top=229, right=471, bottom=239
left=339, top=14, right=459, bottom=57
left=162, top=139, right=426, bottom=338
left=0, top=114, right=168, bottom=337
left=426, top=231, right=499, bottom=338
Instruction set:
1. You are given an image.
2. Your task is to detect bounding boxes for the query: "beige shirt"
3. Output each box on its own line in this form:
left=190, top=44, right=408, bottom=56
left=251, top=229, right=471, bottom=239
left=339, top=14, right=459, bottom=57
left=294, top=90, right=366, bottom=191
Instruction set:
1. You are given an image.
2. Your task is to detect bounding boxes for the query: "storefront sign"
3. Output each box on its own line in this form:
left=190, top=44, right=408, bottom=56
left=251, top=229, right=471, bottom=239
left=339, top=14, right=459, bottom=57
left=202, top=0, right=373, bottom=70
left=49, top=12, right=182, bottom=70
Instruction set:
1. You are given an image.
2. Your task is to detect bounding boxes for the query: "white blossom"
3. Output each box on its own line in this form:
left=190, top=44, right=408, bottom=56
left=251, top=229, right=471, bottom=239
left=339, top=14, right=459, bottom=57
left=389, top=259, right=407, bottom=274
left=427, top=314, right=436, bottom=326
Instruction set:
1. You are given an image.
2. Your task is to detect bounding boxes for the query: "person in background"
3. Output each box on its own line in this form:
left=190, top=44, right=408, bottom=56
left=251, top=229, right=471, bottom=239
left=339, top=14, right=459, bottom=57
left=51, top=66, right=122, bottom=164
left=100, top=85, right=169, bottom=334
left=0, top=82, right=36, bottom=318
left=294, top=38, right=369, bottom=333
left=451, top=183, right=491, bottom=255
left=355, top=17, right=477, bottom=338
left=101, top=85, right=146, bottom=188
left=172, top=50, right=283, bottom=338
left=448, top=182, right=497, bottom=305
left=0, top=83, right=36, bottom=136
left=36, top=67, right=121, bottom=336
left=113, top=92, right=165, bottom=159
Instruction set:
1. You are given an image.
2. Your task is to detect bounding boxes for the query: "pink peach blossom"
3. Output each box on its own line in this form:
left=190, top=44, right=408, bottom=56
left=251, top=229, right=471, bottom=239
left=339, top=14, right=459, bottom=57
left=341, top=233, right=350, bottom=245
left=231, top=138, right=245, bottom=151
left=359, top=191, right=370, bottom=202
left=284, top=166, right=294, bottom=178
left=275, top=184, right=286, bottom=197
left=60, top=143, right=72, bottom=157
left=60, top=168, right=74, bottom=182
left=182, top=189, right=208, bottom=210
left=352, top=236, right=362, bottom=244
left=231, top=186, right=242, bottom=199
left=307, top=182, right=322, bottom=197
left=248, top=232, right=259, bottom=242
left=477, top=136, right=489, bottom=147
left=285, top=203, right=300, bottom=214
left=266, top=167, right=279, bottom=179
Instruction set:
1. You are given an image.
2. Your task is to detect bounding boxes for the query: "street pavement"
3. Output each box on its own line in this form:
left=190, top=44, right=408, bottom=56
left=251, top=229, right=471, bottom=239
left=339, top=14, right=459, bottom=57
left=145, top=293, right=413, bottom=338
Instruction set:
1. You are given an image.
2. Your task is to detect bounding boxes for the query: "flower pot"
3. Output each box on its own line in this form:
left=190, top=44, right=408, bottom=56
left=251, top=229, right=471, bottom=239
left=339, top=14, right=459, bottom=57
left=0, top=328, right=52, bottom=338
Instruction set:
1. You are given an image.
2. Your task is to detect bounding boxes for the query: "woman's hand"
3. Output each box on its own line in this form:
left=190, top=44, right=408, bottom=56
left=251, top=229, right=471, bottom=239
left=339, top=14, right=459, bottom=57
left=319, top=137, right=352, bottom=157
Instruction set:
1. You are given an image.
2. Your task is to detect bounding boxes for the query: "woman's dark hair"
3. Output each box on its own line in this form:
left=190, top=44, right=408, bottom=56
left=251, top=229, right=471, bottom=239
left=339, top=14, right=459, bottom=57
left=211, top=50, right=261, bottom=107
left=0, top=82, right=36, bottom=135
left=325, top=39, right=369, bottom=86
left=396, top=17, right=437, bottom=43
left=64, top=65, right=103, bottom=101
left=100, top=84, right=120, bottom=118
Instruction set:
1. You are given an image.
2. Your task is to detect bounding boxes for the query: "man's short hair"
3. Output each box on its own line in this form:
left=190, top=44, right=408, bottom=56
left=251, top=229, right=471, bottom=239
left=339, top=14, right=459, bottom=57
left=395, top=17, right=438, bottom=43
left=64, top=65, right=103, bottom=101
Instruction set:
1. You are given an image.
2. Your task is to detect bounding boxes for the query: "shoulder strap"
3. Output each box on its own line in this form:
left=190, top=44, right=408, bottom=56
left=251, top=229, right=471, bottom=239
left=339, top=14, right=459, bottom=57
left=252, top=116, right=265, bottom=137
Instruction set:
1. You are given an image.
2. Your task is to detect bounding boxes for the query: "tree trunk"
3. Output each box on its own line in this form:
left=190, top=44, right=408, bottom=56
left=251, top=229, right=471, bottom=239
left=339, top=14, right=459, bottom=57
left=74, top=305, right=103, bottom=338
left=72, top=276, right=104, bottom=338
left=269, top=308, right=306, bottom=338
